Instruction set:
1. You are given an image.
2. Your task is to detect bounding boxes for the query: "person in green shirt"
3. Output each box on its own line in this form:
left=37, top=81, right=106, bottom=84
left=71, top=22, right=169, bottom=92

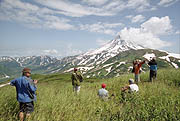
left=71, top=68, right=83, bottom=94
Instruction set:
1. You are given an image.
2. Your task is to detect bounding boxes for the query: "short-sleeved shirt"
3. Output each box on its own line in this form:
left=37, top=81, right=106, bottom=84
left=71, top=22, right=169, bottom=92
left=98, top=88, right=108, bottom=98
left=10, top=76, right=37, bottom=103
left=129, top=84, right=139, bottom=92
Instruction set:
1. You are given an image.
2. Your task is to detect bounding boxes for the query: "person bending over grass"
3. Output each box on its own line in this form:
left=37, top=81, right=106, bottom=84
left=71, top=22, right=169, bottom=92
left=98, top=83, right=109, bottom=101
left=121, top=79, right=139, bottom=92
left=121, top=79, right=139, bottom=100
left=10, top=68, right=38, bottom=121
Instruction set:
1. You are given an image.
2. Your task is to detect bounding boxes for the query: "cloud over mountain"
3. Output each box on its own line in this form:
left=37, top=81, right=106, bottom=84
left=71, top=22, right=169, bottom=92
left=118, top=16, right=173, bottom=49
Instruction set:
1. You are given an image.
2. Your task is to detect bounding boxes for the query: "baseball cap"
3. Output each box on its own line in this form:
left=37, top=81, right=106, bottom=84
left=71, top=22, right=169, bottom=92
left=74, top=68, right=78, bottom=71
left=102, top=83, right=106, bottom=88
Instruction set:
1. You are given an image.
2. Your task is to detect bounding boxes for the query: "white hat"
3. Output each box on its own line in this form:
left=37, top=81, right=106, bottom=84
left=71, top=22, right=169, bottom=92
left=129, top=79, right=134, bottom=84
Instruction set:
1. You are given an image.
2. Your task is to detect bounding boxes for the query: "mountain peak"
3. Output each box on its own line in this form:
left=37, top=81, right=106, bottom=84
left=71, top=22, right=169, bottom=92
left=83, top=34, right=144, bottom=56
left=75, top=35, right=145, bottom=65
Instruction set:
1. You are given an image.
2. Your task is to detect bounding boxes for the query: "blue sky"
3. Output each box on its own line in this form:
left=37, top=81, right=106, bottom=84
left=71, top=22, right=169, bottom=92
left=0, top=0, right=180, bottom=57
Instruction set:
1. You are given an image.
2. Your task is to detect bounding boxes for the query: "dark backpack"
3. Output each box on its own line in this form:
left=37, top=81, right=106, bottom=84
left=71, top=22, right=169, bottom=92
left=132, top=67, right=135, bottom=73
left=77, top=74, right=83, bottom=82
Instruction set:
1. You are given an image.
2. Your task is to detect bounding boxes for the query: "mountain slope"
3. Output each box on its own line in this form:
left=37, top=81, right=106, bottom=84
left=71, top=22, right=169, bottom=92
left=75, top=35, right=144, bottom=66
left=0, top=35, right=180, bottom=79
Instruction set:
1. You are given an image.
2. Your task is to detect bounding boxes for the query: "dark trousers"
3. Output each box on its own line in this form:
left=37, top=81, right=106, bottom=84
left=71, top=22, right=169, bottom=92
left=150, top=70, right=157, bottom=82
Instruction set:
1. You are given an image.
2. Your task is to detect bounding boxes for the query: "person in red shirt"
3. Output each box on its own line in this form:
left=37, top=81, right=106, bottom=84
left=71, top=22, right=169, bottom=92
left=133, top=59, right=145, bottom=83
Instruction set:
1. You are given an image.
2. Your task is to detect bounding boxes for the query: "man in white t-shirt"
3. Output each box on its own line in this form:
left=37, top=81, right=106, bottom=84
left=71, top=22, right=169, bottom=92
left=121, top=79, right=139, bottom=100
left=121, top=79, right=139, bottom=92
left=98, top=83, right=109, bottom=100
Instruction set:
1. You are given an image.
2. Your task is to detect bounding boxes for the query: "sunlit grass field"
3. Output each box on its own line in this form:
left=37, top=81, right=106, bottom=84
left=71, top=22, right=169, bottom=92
left=0, top=69, right=180, bottom=121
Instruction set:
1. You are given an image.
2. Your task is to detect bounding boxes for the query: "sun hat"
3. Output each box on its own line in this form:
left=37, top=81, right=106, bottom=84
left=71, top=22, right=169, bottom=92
left=22, top=68, right=31, bottom=73
left=129, top=79, right=134, bottom=84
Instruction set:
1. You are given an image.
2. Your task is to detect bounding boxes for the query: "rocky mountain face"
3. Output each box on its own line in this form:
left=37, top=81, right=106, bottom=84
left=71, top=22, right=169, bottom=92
left=0, top=35, right=180, bottom=79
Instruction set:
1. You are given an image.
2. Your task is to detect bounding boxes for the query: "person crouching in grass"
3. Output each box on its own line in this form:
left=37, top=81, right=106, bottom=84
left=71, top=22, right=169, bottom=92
left=121, top=79, right=139, bottom=101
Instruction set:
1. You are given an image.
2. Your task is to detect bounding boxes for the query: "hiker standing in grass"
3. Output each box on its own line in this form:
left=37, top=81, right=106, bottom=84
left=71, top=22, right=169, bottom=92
left=71, top=68, right=83, bottom=94
left=98, top=83, right=109, bottom=100
left=148, top=58, right=157, bottom=82
left=10, top=68, right=38, bottom=121
left=133, top=59, right=145, bottom=83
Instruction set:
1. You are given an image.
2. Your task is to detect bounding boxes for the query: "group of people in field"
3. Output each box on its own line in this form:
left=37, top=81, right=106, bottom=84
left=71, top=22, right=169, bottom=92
left=9, top=57, right=157, bottom=121
left=97, top=57, right=157, bottom=100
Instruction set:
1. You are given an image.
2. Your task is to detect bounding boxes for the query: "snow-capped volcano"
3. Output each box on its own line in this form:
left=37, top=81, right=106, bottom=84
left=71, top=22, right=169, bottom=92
left=84, top=35, right=144, bottom=56
left=76, top=35, right=145, bottom=65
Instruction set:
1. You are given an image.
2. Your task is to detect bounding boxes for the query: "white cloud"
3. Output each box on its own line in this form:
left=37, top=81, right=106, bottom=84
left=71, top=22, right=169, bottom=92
left=0, top=0, right=75, bottom=30
left=125, top=15, right=133, bottom=19
left=126, top=0, right=150, bottom=12
left=96, top=39, right=108, bottom=46
left=104, top=23, right=124, bottom=28
left=0, top=0, right=177, bottom=33
left=66, top=44, right=83, bottom=56
left=33, top=0, right=161, bottom=18
left=80, top=22, right=123, bottom=35
left=119, top=27, right=171, bottom=49
left=82, top=0, right=108, bottom=6
left=42, top=49, right=58, bottom=55
left=158, top=0, right=177, bottom=7
left=35, top=0, right=114, bottom=17
left=118, top=16, right=173, bottom=49
left=175, top=30, right=180, bottom=34
left=131, top=15, right=145, bottom=23
left=141, top=16, right=173, bottom=35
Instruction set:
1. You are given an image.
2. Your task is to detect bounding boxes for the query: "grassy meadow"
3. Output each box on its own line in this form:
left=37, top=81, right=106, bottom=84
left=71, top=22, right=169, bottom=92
left=0, top=69, right=180, bottom=121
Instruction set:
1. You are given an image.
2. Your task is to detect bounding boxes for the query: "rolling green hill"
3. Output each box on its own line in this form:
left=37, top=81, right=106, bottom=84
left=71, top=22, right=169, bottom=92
left=0, top=69, right=180, bottom=121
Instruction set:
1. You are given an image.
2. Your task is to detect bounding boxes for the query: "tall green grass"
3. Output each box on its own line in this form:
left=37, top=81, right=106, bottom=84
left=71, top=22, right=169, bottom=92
left=0, top=69, right=180, bottom=121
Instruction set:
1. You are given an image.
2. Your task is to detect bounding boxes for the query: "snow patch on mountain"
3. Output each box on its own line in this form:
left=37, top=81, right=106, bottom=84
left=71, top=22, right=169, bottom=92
left=168, top=53, right=180, bottom=59
left=0, top=56, right=13, bottom=61
left=116, top=62, right=126, bottom=67
left=103, top=63, right=114, bottom=68
left=159, top=56, right=170, bottom=62
left=171, top=62, right=179, bottom=69
left=105, top=66, right=112, bottom=73
left=64, top=66, right=94, bottom=73
left=143, top=53, right=156, bottom=60
left=128, top=66, right=133, bottom=72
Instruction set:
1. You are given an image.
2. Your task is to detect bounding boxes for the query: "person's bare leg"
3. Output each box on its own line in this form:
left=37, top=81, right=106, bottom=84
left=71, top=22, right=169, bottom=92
left=26, top=113, right=31, bottom=120
left=19, top=112, right=24, bottom=121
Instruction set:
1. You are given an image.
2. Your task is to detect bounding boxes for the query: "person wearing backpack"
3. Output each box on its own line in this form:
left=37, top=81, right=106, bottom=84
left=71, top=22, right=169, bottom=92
left=148, top=58, right=157, bottom=82
left=133, top=59, right=145, bottom=83
left=71, top=68, right=83, bottom=94
left=10, top=68, right=38, bottom=121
